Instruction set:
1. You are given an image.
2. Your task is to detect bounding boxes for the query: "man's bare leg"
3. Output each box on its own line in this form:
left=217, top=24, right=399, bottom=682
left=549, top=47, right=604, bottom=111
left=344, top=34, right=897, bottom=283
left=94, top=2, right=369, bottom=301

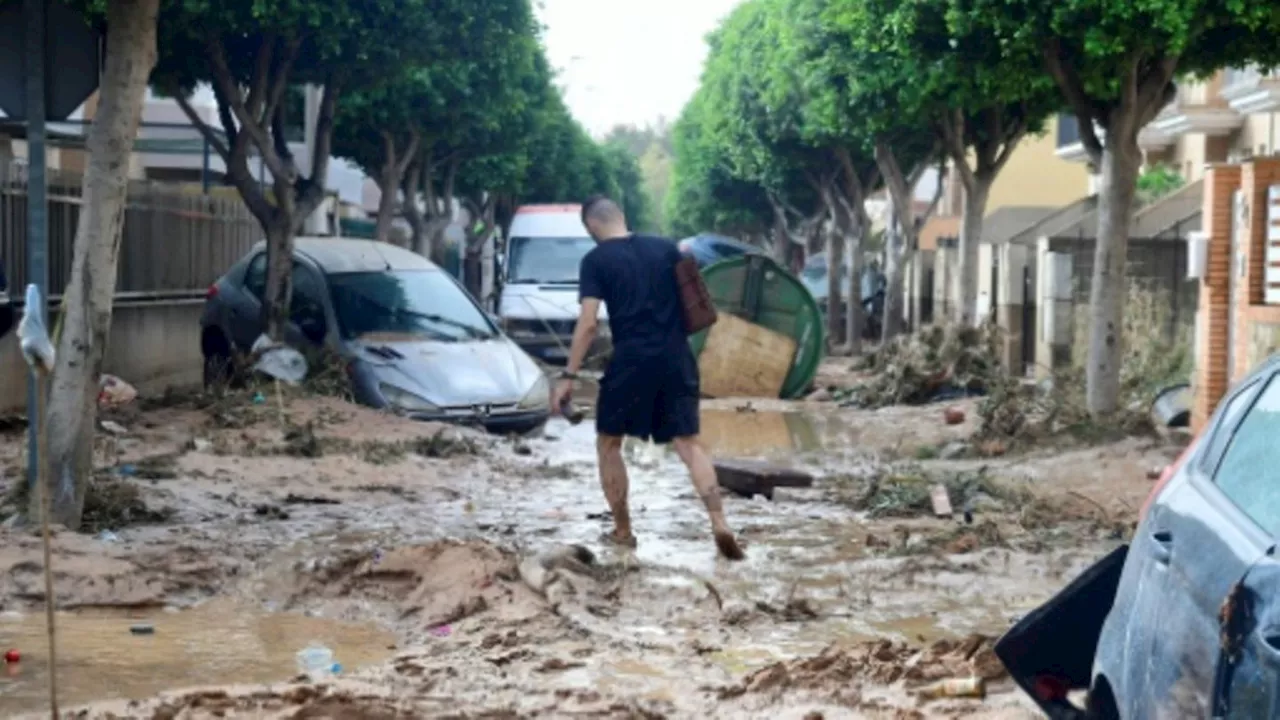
left=596, top=434, right=636, bottom=546
left=673, top=436, right=745, bottom=560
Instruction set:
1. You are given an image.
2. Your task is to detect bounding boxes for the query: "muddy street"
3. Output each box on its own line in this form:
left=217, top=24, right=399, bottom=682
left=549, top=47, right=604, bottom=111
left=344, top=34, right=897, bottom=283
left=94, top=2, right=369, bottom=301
left=0, top=381, right=1176, bottom=718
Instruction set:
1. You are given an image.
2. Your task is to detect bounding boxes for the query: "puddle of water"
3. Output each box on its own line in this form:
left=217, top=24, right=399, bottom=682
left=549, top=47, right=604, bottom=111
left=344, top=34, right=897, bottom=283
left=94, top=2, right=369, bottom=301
left=0, top=598, right=396, bottom=714
left=698, top=409, right=827, bottom=457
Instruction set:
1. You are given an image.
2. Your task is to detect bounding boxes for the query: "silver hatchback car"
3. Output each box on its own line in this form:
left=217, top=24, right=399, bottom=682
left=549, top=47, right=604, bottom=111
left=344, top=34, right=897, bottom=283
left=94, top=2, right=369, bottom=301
left=200, top=237, right=551, bottom=434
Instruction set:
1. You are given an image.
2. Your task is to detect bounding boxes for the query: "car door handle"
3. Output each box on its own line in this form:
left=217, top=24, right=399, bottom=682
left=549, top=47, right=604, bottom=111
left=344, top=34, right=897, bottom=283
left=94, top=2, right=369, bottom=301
left=1150, top=530, right=1173, bottom=565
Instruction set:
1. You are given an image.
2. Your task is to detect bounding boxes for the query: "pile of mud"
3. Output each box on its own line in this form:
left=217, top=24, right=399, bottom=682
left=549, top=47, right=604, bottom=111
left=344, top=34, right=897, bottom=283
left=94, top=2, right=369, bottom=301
left=58, top=682, right=419, bottom=720
left=722, top=635, right=1006, bottom=709
left=284, top=540, right=543, bottom=634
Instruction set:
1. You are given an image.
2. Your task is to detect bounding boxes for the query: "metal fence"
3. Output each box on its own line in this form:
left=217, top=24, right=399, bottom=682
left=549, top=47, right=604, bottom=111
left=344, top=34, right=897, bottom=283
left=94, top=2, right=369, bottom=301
left=0, top=161, right=262, bottom=299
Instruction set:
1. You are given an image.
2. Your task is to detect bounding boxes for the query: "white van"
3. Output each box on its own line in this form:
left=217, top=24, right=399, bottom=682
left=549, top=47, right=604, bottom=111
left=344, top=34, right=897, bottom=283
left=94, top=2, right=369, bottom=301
left=498, top=204, right=610, bottom=364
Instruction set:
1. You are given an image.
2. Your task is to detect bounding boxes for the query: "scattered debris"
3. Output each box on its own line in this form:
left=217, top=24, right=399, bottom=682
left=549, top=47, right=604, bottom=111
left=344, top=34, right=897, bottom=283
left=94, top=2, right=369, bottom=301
left=130, top=623, right=155, bottom=635
left=838, top=325, right=1001, bottom=408
left=81, top=476, right=172, bottom=532
left=100, top=420, right=129, bottom=436
left=942, top=406, right=966, bottom=426
left=715, top=459, right=814, bottom=500
left=98, top=374, right=138, bottom=409
left=929, top=484, right=953, bottom=517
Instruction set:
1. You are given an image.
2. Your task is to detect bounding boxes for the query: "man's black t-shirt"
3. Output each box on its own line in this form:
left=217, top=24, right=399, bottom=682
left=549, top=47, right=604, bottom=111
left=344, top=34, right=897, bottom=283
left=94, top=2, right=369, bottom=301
left=578, top=234, right=687, bottom=359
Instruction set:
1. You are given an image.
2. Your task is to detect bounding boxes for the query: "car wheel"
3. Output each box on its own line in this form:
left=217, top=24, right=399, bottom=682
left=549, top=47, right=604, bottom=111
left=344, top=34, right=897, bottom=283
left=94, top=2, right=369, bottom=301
left=202, top=329, right=235, bottom=389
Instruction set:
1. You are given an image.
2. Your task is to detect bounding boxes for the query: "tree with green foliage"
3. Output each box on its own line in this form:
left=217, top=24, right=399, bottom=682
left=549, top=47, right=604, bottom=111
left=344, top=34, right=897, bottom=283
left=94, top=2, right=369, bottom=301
left=699, top=0, right=828, bottom=269
left=665, top=89, right=775, bottom=242
left=601, top=141, right=653, bottom=232
left=828, top=0, right=1059, bottom=327
left=604, top=122, right=675, bottom=232
left=773, top=0, right=940, bottom=343
left=958, top=0, right=1280, bottom=415
left=153, top=0, right=437, bottom=340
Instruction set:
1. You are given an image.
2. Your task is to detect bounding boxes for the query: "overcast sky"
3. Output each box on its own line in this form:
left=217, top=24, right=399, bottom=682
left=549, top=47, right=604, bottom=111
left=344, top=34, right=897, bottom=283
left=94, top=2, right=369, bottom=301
left=537, top=0, right=744, bottom=137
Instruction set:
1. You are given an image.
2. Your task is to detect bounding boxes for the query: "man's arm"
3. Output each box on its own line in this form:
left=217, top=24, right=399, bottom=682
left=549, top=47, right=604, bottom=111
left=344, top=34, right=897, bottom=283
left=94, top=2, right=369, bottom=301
left=565, top=297, right=600, bottom=375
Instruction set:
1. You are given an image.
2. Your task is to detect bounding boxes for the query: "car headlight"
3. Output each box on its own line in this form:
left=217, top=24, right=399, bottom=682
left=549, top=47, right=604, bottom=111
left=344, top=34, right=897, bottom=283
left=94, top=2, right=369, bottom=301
left=518, top=374, right=551, bottom=410
left=379, top=383, right=439, bottom=413
left=504, top=318, right=537, bottom=339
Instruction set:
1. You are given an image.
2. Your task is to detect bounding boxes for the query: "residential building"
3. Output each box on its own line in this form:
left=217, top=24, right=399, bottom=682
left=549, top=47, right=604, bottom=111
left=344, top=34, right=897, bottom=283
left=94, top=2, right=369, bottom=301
left=1055, top=68, right=1280, bottom=179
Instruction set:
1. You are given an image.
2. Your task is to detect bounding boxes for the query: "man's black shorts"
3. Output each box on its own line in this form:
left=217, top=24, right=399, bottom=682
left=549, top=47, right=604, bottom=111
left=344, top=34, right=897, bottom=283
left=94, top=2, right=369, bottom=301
left=596, top=348, right=699, bottom=443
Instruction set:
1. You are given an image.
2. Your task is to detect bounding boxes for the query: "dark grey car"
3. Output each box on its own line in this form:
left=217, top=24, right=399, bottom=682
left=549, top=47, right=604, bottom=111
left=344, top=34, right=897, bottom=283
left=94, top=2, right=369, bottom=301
left=996, top=354, right=1280, bottom=718
left=200, top=237, right=551, bottom=435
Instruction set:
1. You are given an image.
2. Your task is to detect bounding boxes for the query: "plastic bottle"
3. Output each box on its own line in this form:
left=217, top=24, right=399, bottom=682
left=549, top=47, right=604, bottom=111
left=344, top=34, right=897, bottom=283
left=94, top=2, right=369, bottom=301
left=295, top=643, right=335, bottom=681
left=559, top=396, right=584, bottom=425
left=917, top=676, right=986, bottom=700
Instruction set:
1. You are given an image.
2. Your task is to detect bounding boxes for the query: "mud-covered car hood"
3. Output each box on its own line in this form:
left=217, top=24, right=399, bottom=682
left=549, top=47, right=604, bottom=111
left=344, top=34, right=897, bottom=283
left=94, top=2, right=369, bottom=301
left=352, top=336, right=542, bottom=407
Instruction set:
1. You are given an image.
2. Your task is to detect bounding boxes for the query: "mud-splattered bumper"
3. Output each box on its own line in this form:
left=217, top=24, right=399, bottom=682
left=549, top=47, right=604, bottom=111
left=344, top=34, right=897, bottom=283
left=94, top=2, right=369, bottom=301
left=407, top=408, right=550, bottom=436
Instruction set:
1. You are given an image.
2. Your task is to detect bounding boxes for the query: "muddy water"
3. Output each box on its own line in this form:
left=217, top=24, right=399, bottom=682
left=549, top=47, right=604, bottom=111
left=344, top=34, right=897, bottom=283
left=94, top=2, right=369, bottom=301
left=406, top=408, right=1105, bottom=656
left=0, top=599, right=395, bottom=715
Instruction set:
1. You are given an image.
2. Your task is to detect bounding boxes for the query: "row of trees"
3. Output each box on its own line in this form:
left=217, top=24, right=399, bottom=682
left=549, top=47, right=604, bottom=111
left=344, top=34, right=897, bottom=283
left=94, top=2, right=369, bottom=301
left=668, top=0, right=1280, bottom=413
left=42, top=0, right=632, bottom=528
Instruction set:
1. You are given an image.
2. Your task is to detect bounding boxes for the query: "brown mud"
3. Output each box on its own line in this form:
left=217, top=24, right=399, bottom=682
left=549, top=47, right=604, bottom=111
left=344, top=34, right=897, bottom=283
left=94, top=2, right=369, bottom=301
left=0, top=376, right=1178, bottom=718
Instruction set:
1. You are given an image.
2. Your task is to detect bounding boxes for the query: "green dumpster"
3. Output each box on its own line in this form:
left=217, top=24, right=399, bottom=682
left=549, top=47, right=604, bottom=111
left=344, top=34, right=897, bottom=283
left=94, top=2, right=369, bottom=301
left=690, top=254, right=826, bottom=399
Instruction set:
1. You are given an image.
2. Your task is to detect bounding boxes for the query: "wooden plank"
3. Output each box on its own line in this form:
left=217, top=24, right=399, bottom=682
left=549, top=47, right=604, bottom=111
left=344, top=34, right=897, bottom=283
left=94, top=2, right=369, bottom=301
left=714, top=458, right=814, bottom=501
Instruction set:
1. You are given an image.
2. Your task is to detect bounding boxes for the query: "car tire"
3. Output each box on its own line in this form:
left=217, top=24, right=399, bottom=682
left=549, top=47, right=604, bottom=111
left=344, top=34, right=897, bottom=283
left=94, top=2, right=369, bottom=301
left=202, top=330, right=235, bottom=389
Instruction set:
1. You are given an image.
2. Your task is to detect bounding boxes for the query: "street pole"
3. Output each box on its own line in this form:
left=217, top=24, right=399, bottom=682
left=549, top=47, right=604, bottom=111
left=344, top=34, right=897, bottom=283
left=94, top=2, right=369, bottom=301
left=24, top=0, right=48, bottom=497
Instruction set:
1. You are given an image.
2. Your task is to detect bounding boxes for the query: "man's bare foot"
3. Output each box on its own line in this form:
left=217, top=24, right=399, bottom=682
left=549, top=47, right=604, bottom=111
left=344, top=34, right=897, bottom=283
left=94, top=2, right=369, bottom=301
left=600, top=530, right=638, bottom=549
left=714, top=530, right=745, bottom=561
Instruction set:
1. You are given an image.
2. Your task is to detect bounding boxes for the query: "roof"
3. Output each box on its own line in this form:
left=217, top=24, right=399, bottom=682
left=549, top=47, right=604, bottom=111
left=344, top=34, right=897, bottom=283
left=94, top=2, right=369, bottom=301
left=249, top=237, right=438, bottom=274
left=1043, top=180, right=1203, bottom=240
left=1007, top=195, right=1099, bottom=245
left=980, top=206, right=1060, bottom=245
left=1131, top=179, right=1203, bottom=238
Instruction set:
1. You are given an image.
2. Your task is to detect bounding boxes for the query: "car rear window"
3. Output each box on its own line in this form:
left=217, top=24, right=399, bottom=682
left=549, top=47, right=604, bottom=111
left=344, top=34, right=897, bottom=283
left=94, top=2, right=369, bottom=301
left=1214, top=375, right=1280, bottom=534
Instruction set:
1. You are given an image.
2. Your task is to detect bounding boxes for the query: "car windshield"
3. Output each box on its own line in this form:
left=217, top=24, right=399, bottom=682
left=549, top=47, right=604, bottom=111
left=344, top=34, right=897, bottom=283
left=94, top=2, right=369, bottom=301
left=328, top=269, right=497, bottom=342
left=507, top=236, right=596, bottom=284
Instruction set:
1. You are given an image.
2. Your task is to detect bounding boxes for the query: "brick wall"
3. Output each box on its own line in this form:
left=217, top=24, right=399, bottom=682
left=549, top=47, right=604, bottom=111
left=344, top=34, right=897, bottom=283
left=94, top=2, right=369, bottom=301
left=1194, top=159, right=1280, bottom=433
left=1236, top=159, right=1280, bottom=379
left=1192, top=164, right=1239, bottom=433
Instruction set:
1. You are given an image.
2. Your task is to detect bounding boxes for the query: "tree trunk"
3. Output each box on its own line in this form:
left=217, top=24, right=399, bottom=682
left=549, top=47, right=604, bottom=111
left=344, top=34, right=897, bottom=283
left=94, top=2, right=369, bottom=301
left=38, top=0, right=159, bottom=528
left=882, top=223, right=908, bottom=341
left=824, top=214, right=845, bottom=348
left=263, top=220, right=294, bottom=339
left=401, top=160, right=425, bottom=254
left=374, top=171, right=398, bottom=245
left=955, top=176, right=992, bottom=326
left=843, top=212, right=865, bottom=355
left=1086, top=136, right=1142, bottom=415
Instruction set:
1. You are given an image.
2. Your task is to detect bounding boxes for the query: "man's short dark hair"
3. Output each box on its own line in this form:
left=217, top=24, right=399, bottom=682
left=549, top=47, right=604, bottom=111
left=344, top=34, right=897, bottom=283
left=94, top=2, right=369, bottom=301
left=581, top=194, right=622, bottom=226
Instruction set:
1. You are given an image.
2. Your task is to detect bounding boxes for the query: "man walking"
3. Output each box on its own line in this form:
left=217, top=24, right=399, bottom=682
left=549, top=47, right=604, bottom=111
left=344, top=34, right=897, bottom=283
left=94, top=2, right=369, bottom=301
left=550, top=196, right=744, bottom=560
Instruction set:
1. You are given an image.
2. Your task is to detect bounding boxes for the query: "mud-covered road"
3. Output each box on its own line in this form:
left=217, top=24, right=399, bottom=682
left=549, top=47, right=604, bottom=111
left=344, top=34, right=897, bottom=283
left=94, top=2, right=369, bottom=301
left=0, top=377, right=1179, bottom=718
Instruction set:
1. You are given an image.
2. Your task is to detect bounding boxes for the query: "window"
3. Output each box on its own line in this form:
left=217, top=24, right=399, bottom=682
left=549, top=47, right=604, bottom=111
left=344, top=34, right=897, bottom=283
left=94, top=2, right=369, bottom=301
left=1199, top=380, right=1261, bottom=474
left=1214, top=375, right=1280, bottom=534
left=244, top=253, right=267, bottom=299
left=290, top=264, right=327, bottom=336
left=328, top=269, right=496, bottom=342
left=506, top=236, right=595, bottom=284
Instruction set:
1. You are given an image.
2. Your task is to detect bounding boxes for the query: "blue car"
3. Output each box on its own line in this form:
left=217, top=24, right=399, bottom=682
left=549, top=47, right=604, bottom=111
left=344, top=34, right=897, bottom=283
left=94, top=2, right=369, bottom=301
left=997, top=354, right=1280, bottom=718
left=676, top=234, right=761, bottom=269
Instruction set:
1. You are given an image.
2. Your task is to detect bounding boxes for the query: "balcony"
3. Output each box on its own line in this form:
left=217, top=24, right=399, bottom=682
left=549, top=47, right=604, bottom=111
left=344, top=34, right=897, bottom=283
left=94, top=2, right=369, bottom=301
left=1055, top=113, right=1172, bottom=163
left=1220, top=66, right=1280, bottom=114
left=1151, top=75, right=1243, bottom=136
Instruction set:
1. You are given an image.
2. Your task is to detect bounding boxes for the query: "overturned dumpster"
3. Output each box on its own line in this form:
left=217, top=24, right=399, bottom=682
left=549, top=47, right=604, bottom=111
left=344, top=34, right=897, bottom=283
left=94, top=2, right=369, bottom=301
left=691, top=255, right=825, bottom=399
